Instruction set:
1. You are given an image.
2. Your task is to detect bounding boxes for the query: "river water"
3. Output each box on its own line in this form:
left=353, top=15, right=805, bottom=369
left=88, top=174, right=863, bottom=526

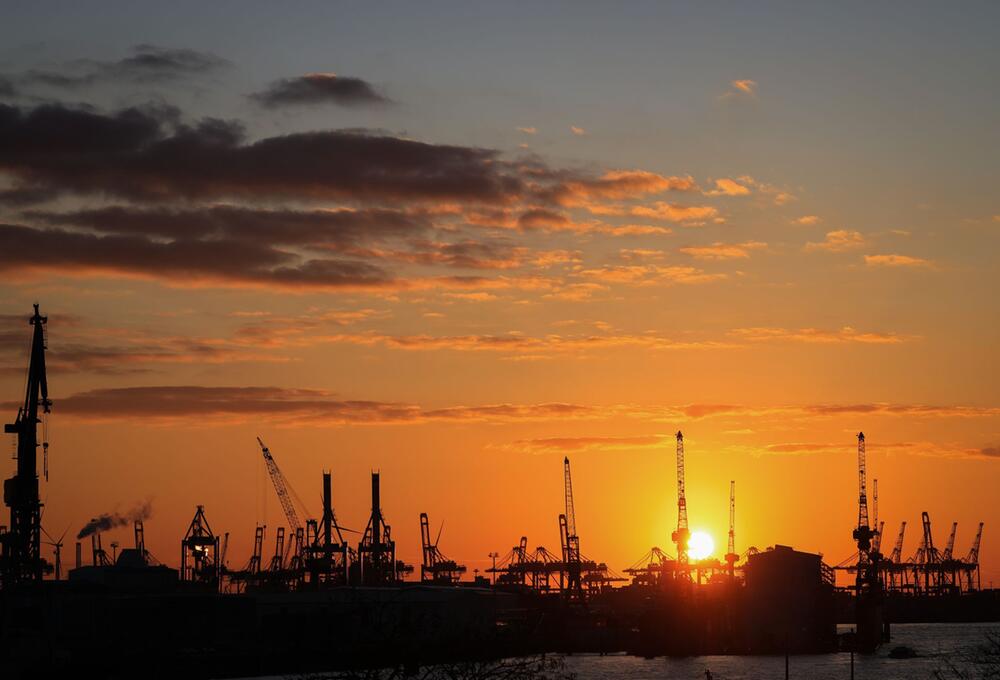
left=240, top=623, right=997, bottom=679
left=562, top=623, right=998, bottom=680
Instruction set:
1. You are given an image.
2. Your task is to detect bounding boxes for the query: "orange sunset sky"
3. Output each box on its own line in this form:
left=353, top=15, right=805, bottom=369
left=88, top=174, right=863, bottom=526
left=0, top=3, right=997, bottom=585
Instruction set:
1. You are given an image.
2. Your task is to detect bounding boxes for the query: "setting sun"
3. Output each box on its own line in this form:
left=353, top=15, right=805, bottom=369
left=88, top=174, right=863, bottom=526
left=688, top=531, right=715, bottom=561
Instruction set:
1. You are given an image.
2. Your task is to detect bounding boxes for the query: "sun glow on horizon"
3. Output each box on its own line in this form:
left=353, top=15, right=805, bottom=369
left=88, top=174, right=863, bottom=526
left=689, top=531, right=715, bottom=561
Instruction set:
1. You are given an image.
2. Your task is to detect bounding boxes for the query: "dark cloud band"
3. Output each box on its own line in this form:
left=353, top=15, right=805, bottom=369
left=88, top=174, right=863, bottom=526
left=250, top=73, right=390, bottom=107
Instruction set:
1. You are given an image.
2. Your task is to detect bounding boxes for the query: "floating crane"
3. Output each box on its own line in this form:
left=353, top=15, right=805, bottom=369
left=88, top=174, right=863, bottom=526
left=560, top=456, right=583, bottom=597
left=725, top=480, right=738, bottom=580
left=256, top=437, right=304, bottom=533
left=671, top=431, right=690, bottom=577
left=1, top=305, right=51, bottom=588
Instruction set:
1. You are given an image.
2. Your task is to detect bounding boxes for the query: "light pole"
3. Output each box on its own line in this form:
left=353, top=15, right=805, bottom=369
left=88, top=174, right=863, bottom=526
left=488, top=551, right=499, bottom=585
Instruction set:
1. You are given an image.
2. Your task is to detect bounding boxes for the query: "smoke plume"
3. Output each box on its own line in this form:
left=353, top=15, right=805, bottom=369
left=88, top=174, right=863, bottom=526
left=77, top=500, right=153, bottom=539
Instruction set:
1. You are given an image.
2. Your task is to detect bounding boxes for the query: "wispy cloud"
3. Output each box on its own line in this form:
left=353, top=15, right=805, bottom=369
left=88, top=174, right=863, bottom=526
left=502, top=435, right=668, bottom=454
left=679, top=241, right=766, bottom=260
left=804, top=230, right=866, bottom=252
left=730, top=326, right=914, bottom=344
left=864, top=254, right=934, bottom=268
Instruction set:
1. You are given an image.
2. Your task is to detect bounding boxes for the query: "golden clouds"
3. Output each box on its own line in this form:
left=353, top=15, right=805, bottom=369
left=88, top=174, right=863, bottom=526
left=705, top=178, right=751, bottom=196
left=730, top=326, right=912, bottom=344
left=804, top=230, right=866, bottom=252
left=864, top=254, right=934, bottom=268
left=679, top=241, right=766, bottom=260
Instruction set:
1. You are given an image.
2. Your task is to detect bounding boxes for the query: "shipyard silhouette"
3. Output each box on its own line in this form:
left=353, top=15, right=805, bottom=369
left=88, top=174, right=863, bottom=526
left=0, top=307, right=995, bottom=678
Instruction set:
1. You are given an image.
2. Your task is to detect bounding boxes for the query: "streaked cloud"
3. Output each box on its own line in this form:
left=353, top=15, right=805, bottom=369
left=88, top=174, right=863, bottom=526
left=569, top=125, right=587, bottom=136
left=679, top=241, right=766, bottom=260
left=864, top=254, right=934, bottom=268
left=503, top=435, right=668, bottom=454
left=794, top=215, right=821, bottom=225
left=730, top=326, right=913, bottom=344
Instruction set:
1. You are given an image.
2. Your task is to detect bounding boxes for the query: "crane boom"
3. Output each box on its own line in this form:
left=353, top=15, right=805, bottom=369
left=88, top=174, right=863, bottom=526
left=562, top=457, right=582, bottom=596
left=563, top=457, right=577, bottom=538
left=890, top=521, right=906, bottom=563
left=256, top=437, right=302, bottom=532
left=943, top=522, right=958, bottom=560
left=966, top=522, right=984, bottom=563
left=920, top=511, right=939, bottom=564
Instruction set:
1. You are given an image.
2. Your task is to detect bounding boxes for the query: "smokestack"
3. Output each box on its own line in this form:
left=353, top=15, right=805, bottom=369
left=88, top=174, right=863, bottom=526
left=75, top=541, right=81, bottom=569
left=371, top=472, right=381, bottom=548
left=323, top=472, right=332, bottom=548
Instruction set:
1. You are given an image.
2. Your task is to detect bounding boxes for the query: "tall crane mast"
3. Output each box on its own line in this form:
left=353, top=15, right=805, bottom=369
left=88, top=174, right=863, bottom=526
left=725, top=480, right=738, bottom=579
left=671, top=431, right=690, bottom=574
left=2, top=304, right=51, bottom=587
left=256, top=437, right=302, bottom=533
left=852, top=432, right=874, bottom=552
left=872, top=479, right=878, bottom=528
left=562, top=457, right=582, bottom=595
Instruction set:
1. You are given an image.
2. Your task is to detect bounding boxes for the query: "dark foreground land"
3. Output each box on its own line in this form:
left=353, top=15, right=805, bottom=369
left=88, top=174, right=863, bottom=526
left=3, top=578, right=998, bottom=680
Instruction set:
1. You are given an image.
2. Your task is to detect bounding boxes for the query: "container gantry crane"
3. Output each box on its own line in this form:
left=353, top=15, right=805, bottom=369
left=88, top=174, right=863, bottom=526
left=671, top=431, right=690, bottom=577
left=180, top=505, right=220, bottom=588
left=964, top=522, right=984, bottom=591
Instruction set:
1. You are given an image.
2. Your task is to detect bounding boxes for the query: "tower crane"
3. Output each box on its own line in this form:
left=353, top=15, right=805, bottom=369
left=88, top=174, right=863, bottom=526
left=256, top=437, right=305, bottom=533
left=851, top=432, right=884, bottom=653
left=724, top=480, right=738, bottom=580
left=2, top=304, right=51, bottom=587
left=561, top=457, right=582, bottom=595
left=671, top=431, right=690, bottom=576
left=852, top=433, right=875, bottom=555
